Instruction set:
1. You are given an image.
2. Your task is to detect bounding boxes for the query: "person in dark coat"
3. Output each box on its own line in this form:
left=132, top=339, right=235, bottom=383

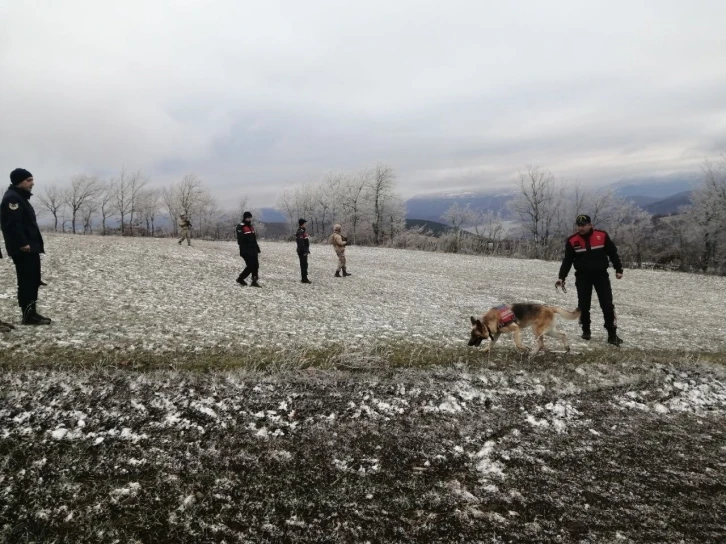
left=556, top=214, right=622, bottom=345
left=236, top=211, right=261, bottom=287
left=296, top=218, right=311, bottom=284
left=1, top=169, right=51, bottom=325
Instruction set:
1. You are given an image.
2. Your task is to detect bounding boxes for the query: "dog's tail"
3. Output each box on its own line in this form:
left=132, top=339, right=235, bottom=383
left=552, top=307, right=581, bottom=320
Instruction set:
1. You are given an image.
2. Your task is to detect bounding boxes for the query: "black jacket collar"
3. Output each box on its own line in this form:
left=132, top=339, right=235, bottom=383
left=8, top=185, right=32, bottom=200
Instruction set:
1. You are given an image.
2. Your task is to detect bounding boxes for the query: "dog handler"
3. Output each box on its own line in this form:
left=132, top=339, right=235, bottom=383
left=556, top=214, right=623, bottom=346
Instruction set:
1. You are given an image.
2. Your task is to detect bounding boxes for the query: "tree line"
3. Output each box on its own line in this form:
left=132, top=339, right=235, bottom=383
left=275, top=163, right=406, bottom=244
left=31, top=154, right=726, bottom=275
left=35, top=168, right=251, bottom=239
left=430, top=156, right=726, bottom=275
left=33, top=162, right=406, bottom=244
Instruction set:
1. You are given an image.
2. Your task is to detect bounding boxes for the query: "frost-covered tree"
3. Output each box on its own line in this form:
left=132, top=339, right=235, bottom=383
left=509, top=166, right=562, bottom=258
left=685, top=156, right=726, bottom=273
left=37, top=185, right=65, bottom=231
left=442, top=203, right=478, bottom=253
left=63, top=174, right=102, bottom=234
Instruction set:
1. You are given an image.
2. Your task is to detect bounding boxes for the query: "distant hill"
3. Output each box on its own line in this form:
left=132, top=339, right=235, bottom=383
left=642, top=190, right=692, bottom=215
left=259, top=208, right=286, bottom=222
left=623, top=195, right=661, bottom=208
left=611, top=173, right=700, bottom=199
left=405, top=219, right=457, bottom=236
left=405, top=191, right=516, bottom=222
left=402, top=175, right=701, bottom=221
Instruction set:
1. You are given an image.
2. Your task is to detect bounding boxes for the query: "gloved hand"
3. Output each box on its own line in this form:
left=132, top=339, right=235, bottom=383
left=257, top=246, right=261, bottom=254
left=555, top=279, right=565, bottom=288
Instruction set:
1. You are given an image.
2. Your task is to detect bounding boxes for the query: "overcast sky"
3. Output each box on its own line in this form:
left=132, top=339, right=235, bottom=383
left=2, top=0, right=725, bottom=206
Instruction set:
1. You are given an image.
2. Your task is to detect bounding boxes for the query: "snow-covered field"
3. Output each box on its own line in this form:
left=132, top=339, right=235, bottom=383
left=1, top=233, right=725, bottom=354
left=1, top=235, right=725, bottom=543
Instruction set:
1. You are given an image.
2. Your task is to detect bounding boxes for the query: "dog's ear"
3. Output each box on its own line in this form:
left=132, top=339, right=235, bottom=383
left=470, top=316, right=477, bottom=325
left=475, top=319, right=483, bottom=329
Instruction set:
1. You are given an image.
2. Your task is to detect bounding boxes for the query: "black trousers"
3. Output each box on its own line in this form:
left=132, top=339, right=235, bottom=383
left=239, top=253, right=259, bottom=281
left=575, top=271, right=616, bottom=331
left=11, top=253, right=41, bottom=316
left=298, top=254, right=308, bottom=280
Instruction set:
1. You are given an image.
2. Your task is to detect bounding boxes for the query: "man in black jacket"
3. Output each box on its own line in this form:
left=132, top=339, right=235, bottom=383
left=556, top=214, right=622, bottom=345
left=296, top=218, right=311, bottom=284
left=1, top=169, right=51, bottom=325
left=236, top=211, right=261, bottom=287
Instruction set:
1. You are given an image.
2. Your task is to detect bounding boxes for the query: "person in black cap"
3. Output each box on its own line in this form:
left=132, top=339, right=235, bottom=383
left=236, top=211, right=261, bottom=287
left=296, top=218, right=311, bottom=283
left=556, top=214, right=623, bottom=345
left=1, top=169, right=51, bottom=325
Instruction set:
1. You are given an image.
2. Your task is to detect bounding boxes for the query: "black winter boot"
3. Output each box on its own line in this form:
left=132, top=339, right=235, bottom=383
left=33, top=313, right=52, bottom=325
left=250, top=278, right=262, bottom=288
left=581, top=328, right=591, bottom=340
left=606, top=327, right=623, bottom=346
left=236, top=277, right=247, bottom=286
left=301, top=278, right=311, bottom=284
left=334, top=271, right=341, bottom=278
left=342, top=268, right=351, bottom=277
left=22, top=309, right=51, bottom=325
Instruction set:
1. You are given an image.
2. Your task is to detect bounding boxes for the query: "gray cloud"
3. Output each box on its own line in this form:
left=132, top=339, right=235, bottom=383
left=2, top=0, right=725, bottom=205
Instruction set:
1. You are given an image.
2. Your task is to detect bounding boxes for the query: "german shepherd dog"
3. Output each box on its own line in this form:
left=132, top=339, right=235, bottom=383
left=469, top=304, right=581, bottom=354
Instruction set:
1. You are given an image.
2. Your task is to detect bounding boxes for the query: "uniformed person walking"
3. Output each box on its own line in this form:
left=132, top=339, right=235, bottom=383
left=330, top=224, right=351, bottom=277
left=178, top=214, right=192, bottom=246
left=236, top=211, right=261, bottom=287
left=556, top=214, right=623, bottom=345
left=296, top=218, right=311, bottom=284
left=1, top=169, right=51, bottom=325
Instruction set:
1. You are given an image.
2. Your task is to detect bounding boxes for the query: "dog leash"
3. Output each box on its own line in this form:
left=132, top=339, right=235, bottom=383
left=555, top=280, right=567, bottom=294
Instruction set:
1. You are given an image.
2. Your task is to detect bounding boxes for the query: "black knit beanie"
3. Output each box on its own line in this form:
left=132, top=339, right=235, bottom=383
left=10, top=168, right=32, bottom=186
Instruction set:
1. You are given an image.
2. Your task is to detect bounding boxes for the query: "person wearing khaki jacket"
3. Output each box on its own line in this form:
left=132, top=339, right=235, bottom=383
left=330, top=224, right=351, bottom=277
left=178, top=214, right=192, bottom=246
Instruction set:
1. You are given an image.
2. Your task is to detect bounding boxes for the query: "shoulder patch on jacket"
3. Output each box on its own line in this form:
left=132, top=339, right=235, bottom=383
left=8, top=202, right=19, bottom=211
